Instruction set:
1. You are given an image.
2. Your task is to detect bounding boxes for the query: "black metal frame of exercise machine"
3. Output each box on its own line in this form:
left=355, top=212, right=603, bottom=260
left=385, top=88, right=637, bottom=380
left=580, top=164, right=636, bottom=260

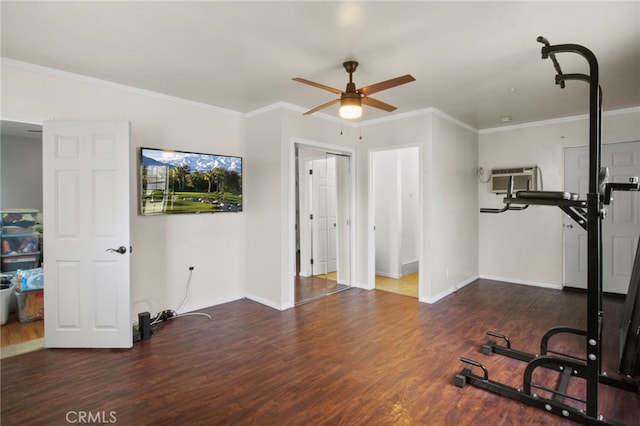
left=455, top=37, right=640, bottom=425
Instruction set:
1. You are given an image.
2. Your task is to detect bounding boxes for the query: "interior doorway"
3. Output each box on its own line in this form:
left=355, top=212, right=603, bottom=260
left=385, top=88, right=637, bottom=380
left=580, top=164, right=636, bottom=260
left=1, top=120, right=45, bottom=357
left=295, top=144, right=352, bottom=305
left=370, top=146, right=420, bottom=298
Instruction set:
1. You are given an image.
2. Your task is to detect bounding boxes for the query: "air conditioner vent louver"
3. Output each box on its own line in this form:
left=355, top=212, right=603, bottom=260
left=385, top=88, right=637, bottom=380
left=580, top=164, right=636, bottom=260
left=492, top=167, right=533, bottom=175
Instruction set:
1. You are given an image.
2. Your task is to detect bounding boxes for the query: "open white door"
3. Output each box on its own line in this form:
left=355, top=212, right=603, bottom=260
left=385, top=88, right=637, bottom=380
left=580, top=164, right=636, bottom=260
left=43, top=121, right=132, bottom=348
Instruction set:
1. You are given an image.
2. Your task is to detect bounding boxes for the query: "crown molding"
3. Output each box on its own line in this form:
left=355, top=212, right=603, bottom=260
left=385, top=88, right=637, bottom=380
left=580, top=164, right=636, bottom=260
left=479, top=106, right=640, bottom=135
left=1, top=57, right=243, bottom=117
left=248, top=103, right=479, bottom=133
left=244, top=101, right=348, bottom=125
left=7, top=57, right=633, bottom=136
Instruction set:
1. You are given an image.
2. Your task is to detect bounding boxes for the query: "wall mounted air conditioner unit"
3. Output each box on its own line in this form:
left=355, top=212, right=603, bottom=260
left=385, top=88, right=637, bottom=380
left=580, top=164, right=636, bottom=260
left=490, top=166, right=538, bottom=194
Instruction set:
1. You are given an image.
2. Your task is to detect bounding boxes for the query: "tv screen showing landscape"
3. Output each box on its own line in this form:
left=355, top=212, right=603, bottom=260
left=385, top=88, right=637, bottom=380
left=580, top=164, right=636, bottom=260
left=139, top=147, right=242, bottom=215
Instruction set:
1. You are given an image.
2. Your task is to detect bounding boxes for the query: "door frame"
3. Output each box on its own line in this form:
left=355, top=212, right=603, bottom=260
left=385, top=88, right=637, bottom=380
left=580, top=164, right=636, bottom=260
left=1, top=113, right=50, bottom=342
left=1, top=113, right=133, bottom=347
left=289, top=138, right=356, bottom=306
left=368, top=144, right=423, bottom=298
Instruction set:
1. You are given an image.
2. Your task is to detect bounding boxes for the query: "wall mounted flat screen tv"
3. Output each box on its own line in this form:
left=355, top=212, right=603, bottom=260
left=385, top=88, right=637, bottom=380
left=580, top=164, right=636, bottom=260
left=139, top=147, right=242, bottom=215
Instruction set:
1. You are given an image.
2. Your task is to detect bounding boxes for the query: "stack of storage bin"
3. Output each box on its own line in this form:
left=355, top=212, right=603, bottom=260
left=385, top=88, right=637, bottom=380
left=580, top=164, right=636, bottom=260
left=1, top=210, right=43, bottom=323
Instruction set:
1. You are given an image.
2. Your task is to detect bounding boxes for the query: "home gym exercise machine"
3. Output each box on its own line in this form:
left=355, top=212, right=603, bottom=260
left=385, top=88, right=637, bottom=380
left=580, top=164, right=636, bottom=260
left=454, top=37, right=640, bottom=425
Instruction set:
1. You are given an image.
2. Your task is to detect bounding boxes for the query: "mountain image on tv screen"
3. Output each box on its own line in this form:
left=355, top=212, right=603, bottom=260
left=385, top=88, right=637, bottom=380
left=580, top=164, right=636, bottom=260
left=139, top=147, right=242, bottom=215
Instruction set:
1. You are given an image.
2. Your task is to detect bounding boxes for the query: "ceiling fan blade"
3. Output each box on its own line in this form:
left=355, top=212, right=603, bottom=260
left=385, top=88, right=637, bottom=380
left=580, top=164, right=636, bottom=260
left=303, top=98, right=340, bottom=115
left=292, top=78, right=343, bottom=95
left=358, top=74, right=416, bottom=96
left=362, top=96, right=397, bottom=112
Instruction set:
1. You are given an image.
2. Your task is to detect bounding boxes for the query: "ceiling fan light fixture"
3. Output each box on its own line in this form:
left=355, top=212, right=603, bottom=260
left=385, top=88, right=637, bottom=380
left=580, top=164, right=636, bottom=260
left=294, top=59, right=413, bottom=118
left=339, top=96, right=362, bottom=119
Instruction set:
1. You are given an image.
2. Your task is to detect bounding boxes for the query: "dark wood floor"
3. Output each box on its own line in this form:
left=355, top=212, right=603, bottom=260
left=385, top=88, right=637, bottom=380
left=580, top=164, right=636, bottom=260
left=2, top=279, right=638, bottom=425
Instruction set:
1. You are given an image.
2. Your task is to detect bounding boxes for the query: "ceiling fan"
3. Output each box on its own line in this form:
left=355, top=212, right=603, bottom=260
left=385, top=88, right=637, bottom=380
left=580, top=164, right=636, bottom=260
left=293, top=61, right=415, bottom=119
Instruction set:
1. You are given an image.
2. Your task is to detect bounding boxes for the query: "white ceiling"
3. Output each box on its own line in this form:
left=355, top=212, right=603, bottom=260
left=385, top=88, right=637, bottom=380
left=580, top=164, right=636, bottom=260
left=1, top=1, right=639, bottom=130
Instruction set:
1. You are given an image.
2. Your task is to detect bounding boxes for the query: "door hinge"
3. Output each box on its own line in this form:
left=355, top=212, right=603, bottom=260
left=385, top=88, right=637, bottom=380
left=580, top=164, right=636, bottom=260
left=310, top=214, right=313, bottom=220
left=310, top=258, right=314, bottom=265
left=309, top=169, right=313, bottom=175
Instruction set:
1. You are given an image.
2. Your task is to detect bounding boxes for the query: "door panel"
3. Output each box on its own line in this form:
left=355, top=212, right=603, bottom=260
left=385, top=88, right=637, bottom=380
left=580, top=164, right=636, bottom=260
left=326, top=157, right=338, bottom=273
left=312, top=158, right=329, bottom=275
left=564, top=141, right=640, bottom=294
left=44, top=121, right=131, bottom=348
left=333, top=154, right=351, bottom=285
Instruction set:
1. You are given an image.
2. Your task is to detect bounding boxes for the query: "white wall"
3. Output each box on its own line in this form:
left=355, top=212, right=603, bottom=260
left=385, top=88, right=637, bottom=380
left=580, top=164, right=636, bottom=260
left=361, top=111, right=479, bottom=302
left=0, top=134, right=43, bottom=211
left=245, top=106, right=359, bottom=309
left=373, top=149, right=400, bottom=278
left=399, top=146, right=419, bottom=274
left=244, top=108, right=285, bottom=307
left=10, top=56, right=603, bottom=313
left=478, top=109, right=640, bottom=287
left=428, top=113, right=479, bottom=300
left=1, top=62, right=247, bottom=318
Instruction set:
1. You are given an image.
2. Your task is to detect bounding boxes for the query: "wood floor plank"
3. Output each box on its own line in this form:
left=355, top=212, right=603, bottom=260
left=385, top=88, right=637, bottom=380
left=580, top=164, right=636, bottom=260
left=1, top=279, right=638, bottom=425
left=1, top=313, right=44, bottom=347
left=375, top=273, right=418, bottom=298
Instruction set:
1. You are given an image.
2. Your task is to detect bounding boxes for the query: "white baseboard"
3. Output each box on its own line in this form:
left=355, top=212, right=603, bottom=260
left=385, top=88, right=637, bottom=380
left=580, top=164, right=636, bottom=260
left=244, top=293, right=293, bottom=311
left=177, top=293, right=243, bottom=315
left=479, top=275, right=562, bottom=290
left=375, top=271, right=402, bottom=279
left=419, top=275, right=479, bottom=304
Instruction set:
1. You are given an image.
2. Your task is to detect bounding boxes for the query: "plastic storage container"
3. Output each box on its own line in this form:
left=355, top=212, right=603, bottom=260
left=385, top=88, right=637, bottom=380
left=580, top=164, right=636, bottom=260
left=15, top=267, right=44, bottom=292
left=15, top=289, right=44, bottom=323
left=1, top=209, right=38, bottom=230
left=1, top=210, right=41, bottom=272
left=1, top=232, right=41, bottom=272
left=1, top=275, right=15, bottom=325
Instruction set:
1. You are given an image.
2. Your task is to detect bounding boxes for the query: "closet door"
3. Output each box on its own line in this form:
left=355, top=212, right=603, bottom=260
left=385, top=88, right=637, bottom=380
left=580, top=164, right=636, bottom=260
left=295, top=146, right=351, bottom=304
left=330, top=153, right=351, bottom=288
left=564, top=141, right=640, bottom=294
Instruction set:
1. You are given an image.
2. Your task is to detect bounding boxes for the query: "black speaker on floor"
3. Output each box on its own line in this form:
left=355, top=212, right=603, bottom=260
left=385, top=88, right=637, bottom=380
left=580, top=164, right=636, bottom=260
left=139, top=312, right=152, bottom=340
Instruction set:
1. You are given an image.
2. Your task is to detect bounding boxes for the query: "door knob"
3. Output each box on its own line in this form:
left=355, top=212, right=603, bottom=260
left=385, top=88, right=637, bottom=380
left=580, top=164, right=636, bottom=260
left=106, top=246, right=127, bottom=254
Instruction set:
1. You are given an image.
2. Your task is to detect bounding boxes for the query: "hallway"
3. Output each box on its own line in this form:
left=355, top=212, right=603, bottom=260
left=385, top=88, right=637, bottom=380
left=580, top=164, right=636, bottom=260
left=375, top=272, right=418, bottom=298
